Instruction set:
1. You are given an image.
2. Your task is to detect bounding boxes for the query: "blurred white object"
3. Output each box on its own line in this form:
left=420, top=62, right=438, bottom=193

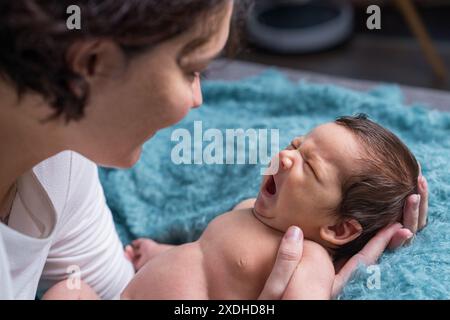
left=246, top=0, right=354, bottom=53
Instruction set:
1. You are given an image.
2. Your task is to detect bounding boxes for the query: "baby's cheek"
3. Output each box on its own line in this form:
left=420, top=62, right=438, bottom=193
left=303, top=184, right=337, bottom=212
left=321, top=187, right=342, bottom=212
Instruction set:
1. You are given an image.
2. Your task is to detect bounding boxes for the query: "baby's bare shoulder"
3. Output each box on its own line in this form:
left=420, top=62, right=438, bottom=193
left=303, top=240, right=329, bottom=255
left=302, top=240, right=335, bottom=272
left=282, top=240, right=335, bottom=299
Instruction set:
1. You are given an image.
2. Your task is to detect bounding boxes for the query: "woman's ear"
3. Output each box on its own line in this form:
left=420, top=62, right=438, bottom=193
left=66, top=40, right=127, bottom=82
left=320, top=219, right=363, bottom=246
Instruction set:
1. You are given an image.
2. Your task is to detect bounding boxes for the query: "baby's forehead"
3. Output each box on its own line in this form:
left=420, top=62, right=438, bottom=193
left=306, top=123, right=365, bottom=178
left=307, top=122, right=358, bottom=147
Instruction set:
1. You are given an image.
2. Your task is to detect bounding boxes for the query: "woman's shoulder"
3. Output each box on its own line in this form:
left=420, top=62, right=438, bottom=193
left=31, top=151, right=98, bottom=216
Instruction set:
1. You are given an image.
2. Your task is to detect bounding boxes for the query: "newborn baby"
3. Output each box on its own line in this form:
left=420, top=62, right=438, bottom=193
left=121, top=114, right=419, bottom=300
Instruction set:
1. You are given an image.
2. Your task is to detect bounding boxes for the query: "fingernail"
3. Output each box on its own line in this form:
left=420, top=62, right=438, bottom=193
left=406, top=233, right=415, bottom=244
left=285, top=226, right=302, bottom=242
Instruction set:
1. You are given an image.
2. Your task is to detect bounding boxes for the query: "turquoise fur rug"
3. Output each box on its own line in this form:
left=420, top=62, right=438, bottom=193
left=99, top=70, right=450, bottom=299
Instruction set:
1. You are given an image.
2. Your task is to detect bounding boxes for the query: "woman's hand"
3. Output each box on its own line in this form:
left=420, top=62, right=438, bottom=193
left=332, top=172, right=429, bottom=297
left=258, top=226, right=304, bottom=300
left=389, top=173, right=428, bottom=249
left=331, top=222, right=402, bottom=297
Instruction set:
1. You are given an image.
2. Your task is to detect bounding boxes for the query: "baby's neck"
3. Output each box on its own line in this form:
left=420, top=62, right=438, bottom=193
left=250, top=207, right=336, bottom=260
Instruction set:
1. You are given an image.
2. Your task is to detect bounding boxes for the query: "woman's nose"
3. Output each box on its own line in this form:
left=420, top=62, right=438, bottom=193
left=279, top=150, right=295, bottom=170
left=191, top=74, right=203, bottom=108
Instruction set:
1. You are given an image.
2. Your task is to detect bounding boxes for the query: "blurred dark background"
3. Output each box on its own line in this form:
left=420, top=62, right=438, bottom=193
left=234, top=0, right=450, bottom=91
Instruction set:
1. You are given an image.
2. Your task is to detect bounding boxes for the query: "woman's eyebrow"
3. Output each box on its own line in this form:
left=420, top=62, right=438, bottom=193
left=188, top=48, right=224, bottom=65
left=179, top=37, right=224, bottom=65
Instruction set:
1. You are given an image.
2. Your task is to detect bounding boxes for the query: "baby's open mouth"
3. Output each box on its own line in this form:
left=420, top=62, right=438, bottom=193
left=264, top=175, right=277, bottom=196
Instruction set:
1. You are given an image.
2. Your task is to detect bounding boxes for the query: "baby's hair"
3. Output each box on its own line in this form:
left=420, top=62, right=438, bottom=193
left=333, top=114, right=419, bottom=260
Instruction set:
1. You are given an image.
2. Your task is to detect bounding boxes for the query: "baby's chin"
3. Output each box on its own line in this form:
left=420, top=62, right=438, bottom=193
left=254, top=192, right=275, bottom=219
left=254, top=194, right=322, bottom=242
left=253, top=198, right=269, bottom=219
left=253, top=198, right=290, bottom=234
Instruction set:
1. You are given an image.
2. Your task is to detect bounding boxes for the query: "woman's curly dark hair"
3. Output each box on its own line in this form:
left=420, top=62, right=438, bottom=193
left=0, top=0, right=249, bottom=123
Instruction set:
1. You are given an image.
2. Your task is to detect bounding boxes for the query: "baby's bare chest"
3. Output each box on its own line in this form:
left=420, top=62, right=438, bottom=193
left=198, top=210, right=282, bottom=298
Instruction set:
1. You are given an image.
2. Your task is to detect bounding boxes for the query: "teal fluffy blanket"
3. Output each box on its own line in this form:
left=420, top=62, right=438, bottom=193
left=99, top=70, right=450, bottom=299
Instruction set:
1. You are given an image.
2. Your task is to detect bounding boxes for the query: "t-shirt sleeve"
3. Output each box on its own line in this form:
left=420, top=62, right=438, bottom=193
left=38, top=152, right=134, bottom=299
left=0, top=232, right=13, bottom=299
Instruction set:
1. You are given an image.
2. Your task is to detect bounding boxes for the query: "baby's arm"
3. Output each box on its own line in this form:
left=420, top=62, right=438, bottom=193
left=281, top=240, right=335, bottom=300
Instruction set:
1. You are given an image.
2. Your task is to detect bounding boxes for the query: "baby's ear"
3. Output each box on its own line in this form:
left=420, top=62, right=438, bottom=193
left=320, top=219, right=362, bottom=246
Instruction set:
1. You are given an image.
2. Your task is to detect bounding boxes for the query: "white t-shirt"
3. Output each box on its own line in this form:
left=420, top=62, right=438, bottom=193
left=0, top=151, right=134, bottom=299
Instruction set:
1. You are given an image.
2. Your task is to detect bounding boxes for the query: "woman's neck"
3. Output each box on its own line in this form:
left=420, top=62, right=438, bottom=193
left=0, top=81, right=63, bottom=216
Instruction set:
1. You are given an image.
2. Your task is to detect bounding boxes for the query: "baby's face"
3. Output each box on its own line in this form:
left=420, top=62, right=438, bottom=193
left=254, top=122, right=363, bottom=242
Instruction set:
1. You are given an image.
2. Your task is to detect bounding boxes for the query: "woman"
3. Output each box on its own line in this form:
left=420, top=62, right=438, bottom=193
left=0, top=0, right=428, bottom=300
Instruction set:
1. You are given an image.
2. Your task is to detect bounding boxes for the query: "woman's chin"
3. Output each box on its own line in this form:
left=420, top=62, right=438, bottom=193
left=122, top=146, right=143, bottom=168
left=103, top=146, right=142, bottom=169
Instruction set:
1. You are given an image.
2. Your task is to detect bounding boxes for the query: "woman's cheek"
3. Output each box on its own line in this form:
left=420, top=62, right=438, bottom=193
left=165, top=90, right=194, bottom=124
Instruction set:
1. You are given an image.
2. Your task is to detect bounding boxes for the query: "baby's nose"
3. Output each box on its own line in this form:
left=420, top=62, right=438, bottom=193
left=279, top=150, right=294, bottom=170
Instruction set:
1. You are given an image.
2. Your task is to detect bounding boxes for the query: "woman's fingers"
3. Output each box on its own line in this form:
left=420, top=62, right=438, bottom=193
left=417, top=176, right=429, bottom=230
left=355, top=222, right=402, bottom=264
left=402, top=175, right=429, bottom=236
left=395, top=169, right=429, bottom=248
left=332, top=223, right=402, bottom=298
left=258, top=226, right=303, bottom=300
left=403, top=194, right=420, bottom=234
left=387, top=228, right=413, bottom=250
